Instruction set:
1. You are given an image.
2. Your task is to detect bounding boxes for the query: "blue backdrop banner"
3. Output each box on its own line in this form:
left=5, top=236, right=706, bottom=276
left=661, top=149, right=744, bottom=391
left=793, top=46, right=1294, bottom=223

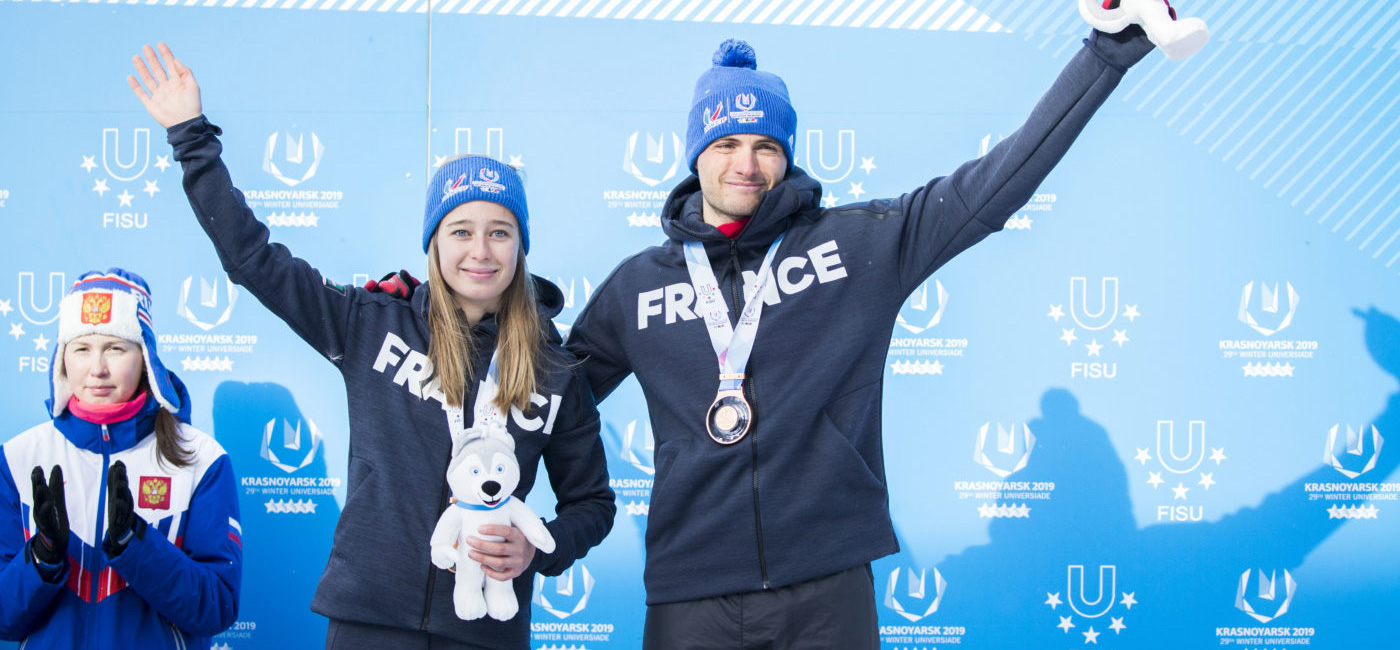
left=2, top=1, right=1396, bottom=649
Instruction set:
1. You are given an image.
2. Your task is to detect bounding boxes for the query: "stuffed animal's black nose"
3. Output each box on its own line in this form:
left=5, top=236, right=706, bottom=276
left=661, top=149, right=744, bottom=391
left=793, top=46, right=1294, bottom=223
left=482, top=481, right=501, bottom=497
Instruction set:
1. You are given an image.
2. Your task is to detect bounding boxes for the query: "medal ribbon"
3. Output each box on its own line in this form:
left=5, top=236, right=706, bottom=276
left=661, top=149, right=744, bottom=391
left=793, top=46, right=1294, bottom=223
left=445, top=350, right=504, bottom=450
left=682, top=232, right=787, bottom=394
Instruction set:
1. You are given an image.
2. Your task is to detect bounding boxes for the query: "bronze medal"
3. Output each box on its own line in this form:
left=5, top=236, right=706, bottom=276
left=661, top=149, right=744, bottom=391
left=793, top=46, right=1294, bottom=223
left=707, top=387, right=752, bottom=445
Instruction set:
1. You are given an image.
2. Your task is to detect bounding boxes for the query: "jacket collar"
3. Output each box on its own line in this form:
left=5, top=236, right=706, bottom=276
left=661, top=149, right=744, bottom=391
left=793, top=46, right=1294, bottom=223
left=660, top=167, right=824, bottom=251
left=50, top=389, right=165, bottom=454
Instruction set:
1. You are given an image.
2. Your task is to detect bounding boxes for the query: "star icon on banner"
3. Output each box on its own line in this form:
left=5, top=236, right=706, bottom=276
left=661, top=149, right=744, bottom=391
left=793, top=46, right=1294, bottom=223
left=1057, top=616, right=1075, bottom=632
left=1060, top=328, right=1078, bottom=346
left=508, top=155, right=524, bottom=168
left=0, top=300, right=11, bottom=317
left=821, top=192, right=839, bottom=208
left=117, top=190, right=135, bottom=207
left=1045, top=592, right=1062, bottom=608
left=848, top=181, right=866, bottom=200
left=80, top=155, right=97, bottom=172
left=1112, top=329, right=1130, bottom=346
left=1210, top=447, right=1228, bottom=464
left=1109, top=617, right=1127, bottom=633
left=1123, top=304, right=1141, bottom=321
left=93, top=178, right=110, bottom=196
left=1172, top=482, right=1190, bottom=500
left=1147, top=471, right=1164, bottom=488
left=859, top=156, right=877, bottom=173
left=1085, top=339, right=1104, bottom=357
left=1120, top=592, right=1138, bottom=608
left=1134, top=448, right=1151, bottom=464
left=1083, top=626, right=1101, bottom=644
left=1198, top=472, right=1216, bottom=490
left=33, top=333, right=50, bottom=351
left=1048, top=304, right=1065, bottom=322
left=977, top=502, right=1027, bottom=517
left=432, top=154, right=448, bottom=168
left=154, top=155, right=172, bottom=172
left=9, top=323, right=25, bottom=340
left=142, top=180, right=160, bottom=197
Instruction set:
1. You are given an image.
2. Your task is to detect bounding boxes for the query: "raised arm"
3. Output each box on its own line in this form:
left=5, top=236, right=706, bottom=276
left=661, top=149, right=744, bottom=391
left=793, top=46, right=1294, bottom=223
left=888, top=25, right=1156, bottom=294
left=127, top=43, right=364, bottom=366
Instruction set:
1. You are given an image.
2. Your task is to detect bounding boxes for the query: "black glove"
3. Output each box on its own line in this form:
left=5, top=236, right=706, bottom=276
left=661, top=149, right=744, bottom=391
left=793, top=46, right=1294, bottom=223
left=29, top=465, right=68, bottom=566
left=364, top=269, right=420, bottom=300
left=103, top=461, right=138, bottom=557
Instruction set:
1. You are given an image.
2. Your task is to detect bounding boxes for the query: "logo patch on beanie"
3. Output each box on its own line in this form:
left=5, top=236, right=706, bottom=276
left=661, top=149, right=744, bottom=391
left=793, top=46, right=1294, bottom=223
left=443, top=173, right=470, bottom=200
left=731, top=93, right=764, bottom=124
left=470, top=168, right=505, bottom=194
left=703, top=101, right=729, bottom=133
left=80, top=292, right=113, bottom=325
left=442, top=168, right=506, bottom=201
left=139, top=476, right=172, bottom=510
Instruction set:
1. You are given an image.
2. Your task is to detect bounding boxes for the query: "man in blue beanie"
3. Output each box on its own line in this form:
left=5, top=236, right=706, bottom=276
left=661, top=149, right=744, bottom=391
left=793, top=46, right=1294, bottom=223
left=572, top=5, right=1200, bottom=649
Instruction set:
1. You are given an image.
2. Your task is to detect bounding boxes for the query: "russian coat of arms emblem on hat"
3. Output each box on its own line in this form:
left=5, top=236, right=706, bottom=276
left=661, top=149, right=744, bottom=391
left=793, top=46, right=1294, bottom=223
left=80, top=292, right=113, bottom=326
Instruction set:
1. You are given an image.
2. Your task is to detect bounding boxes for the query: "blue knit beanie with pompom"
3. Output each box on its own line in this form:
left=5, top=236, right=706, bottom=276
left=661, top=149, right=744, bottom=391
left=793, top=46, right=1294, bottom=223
left=685, top=39, right=797, bottom=173
left=422, top=155, right=529, bottom=254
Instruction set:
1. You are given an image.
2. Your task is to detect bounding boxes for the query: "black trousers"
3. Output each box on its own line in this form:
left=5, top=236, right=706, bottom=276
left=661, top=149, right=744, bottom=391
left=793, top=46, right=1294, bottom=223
left=325, top=619, right=493, bottom=650
left=643, top=564, right=880, bottom=650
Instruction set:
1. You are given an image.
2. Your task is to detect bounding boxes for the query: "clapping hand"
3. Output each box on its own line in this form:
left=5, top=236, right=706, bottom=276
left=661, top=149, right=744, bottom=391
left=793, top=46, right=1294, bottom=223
left=29, top=465, right=68, bottom=567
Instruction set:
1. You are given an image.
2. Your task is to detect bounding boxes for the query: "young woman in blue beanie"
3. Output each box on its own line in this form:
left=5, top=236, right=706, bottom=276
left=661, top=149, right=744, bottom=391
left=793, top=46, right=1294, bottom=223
left=127, top=43, right=614, bottom=650
left=0, top=268, right=243, bottom=649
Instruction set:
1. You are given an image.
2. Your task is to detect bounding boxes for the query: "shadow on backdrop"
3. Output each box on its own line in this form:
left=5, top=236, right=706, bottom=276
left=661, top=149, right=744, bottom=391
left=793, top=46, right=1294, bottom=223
left=887, top=307, right=1400, bottom=648
left=213, top=381, right=339, bottom=648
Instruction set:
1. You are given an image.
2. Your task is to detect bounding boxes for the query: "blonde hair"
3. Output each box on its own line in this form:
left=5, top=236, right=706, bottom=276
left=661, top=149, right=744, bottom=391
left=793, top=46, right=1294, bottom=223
left=425, top=237, right=543, bottom=412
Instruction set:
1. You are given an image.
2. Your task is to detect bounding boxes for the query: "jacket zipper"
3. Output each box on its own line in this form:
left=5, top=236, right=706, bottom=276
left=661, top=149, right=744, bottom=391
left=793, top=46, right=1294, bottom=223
left=96, top=425, right=112, bottom=605
left=420, top=479, right=451, bottom=630
left=727, top=240, right=770, bottom=589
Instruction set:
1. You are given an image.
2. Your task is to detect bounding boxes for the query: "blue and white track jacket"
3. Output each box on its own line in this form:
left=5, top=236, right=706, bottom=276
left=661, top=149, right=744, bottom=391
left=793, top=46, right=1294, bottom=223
left=0, top=382, right=242, bottom=649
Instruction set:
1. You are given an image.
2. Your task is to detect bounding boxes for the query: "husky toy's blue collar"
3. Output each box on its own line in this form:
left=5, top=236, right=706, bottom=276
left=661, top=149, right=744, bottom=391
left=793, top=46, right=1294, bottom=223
left=455, top=496, right=511, bottom=511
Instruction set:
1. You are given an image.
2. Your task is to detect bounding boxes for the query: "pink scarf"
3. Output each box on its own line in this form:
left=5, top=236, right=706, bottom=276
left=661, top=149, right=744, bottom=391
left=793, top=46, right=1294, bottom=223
left=67, top=392, right=148, bottom=424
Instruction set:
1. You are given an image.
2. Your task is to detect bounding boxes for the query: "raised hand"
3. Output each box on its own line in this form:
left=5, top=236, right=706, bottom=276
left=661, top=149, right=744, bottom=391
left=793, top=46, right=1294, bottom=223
left=29, top=465, right=68, bottom=566
left=128, top=42, right=203, bottom=128
left=1078, top=0, right=1209, bottom=61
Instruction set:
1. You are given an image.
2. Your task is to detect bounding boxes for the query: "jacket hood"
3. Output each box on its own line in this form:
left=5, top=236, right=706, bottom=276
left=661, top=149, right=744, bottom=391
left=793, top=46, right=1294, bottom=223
left=532, top=275, right=566, bottom=345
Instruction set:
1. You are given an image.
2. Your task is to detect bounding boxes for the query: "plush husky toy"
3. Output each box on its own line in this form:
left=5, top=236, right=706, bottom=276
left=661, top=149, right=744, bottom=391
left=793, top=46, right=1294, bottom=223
left=1079, top=0, right=1209, bottom=61
left=430, top=423, right=556, bottom=621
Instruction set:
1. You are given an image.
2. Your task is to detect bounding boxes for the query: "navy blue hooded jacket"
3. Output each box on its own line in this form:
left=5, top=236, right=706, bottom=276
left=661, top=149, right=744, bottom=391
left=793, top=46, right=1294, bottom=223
left=166, top=117, right=615, bottom=647
left=566, top=30, right=1154, bottom=605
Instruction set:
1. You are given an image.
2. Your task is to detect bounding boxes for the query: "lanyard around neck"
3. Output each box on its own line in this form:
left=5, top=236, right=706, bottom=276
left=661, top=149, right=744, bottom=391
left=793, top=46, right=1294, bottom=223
left=445, top=350, right=503, bottom=450
left=682, top=232, right=787, bottom=391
